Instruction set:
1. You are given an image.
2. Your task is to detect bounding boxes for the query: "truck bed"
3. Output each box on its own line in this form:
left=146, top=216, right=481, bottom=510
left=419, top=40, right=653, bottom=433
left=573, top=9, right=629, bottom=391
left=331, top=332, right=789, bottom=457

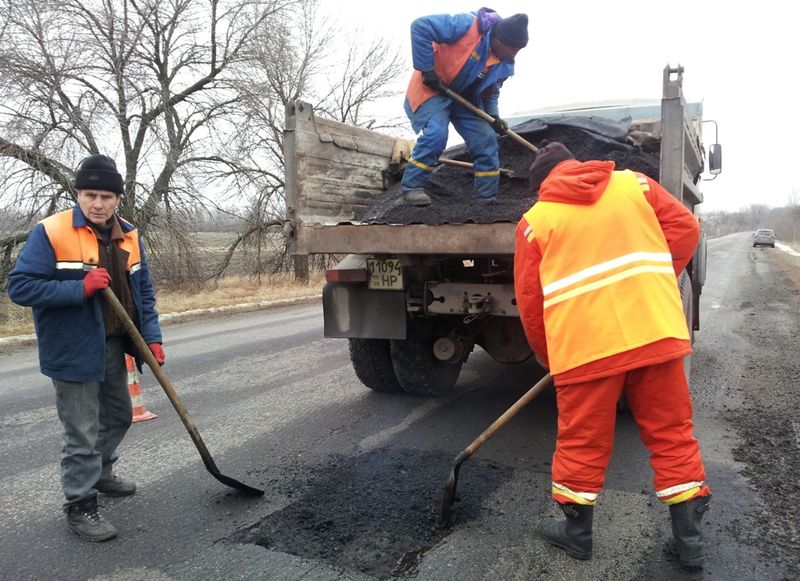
left=284, top=94, right=703, bottom=256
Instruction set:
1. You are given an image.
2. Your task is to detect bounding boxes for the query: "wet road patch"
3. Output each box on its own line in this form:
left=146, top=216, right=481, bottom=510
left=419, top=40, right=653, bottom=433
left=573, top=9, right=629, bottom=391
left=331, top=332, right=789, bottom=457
left=232, top=448, right=511, bottom=579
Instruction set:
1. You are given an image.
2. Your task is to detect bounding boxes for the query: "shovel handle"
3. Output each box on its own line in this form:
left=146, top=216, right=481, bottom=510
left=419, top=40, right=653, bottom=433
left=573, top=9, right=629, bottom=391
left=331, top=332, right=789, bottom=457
left=441, top=87, right=539, bottom=155
left=100, top=287, right=214, bottom=463
left=438, top=158, right=514, bottom=176
left=463, top=373, right=553, bottom=458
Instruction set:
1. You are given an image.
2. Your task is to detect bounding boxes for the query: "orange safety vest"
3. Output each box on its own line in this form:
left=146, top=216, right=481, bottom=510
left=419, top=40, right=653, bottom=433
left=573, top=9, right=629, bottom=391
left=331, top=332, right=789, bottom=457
left=41, top=210, right=142, bottom=274
left=406, top=18, right=483, bottom=113
left=521, top=170, right=690, bottom=375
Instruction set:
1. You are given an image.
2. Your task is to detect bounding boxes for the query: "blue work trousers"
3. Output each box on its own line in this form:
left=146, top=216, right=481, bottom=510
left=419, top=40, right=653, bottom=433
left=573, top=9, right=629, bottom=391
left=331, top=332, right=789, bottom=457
left=52, top=336, right=132, bottom=509
left=401, top=96, right=500, bottom=201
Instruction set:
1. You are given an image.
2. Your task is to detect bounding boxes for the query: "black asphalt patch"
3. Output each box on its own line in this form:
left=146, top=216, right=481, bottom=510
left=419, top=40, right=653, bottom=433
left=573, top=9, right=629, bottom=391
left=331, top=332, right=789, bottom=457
left=231, top=448, right=512, bottom=579
left=358, top=117, right=661, bottom=226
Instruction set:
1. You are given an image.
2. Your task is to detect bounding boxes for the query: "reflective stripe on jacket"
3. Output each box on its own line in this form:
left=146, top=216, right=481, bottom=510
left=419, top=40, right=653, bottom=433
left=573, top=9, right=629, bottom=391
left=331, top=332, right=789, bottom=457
left=520, top=170, right=690, bottom=375
left=43, top=209, right=142, bottom=273
left=7, top=207, right=161, bottom=381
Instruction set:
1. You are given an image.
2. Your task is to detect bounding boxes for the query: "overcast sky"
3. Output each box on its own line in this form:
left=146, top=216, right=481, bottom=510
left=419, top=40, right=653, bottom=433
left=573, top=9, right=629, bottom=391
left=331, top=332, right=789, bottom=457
left=327, top=0, right=799, bottom=213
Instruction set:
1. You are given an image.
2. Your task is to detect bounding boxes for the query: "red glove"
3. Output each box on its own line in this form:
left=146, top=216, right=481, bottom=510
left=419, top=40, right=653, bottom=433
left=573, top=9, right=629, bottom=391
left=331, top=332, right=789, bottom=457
left=83, top=268, right=111, bottom=299
left=148, top=343, right=165, bottom=366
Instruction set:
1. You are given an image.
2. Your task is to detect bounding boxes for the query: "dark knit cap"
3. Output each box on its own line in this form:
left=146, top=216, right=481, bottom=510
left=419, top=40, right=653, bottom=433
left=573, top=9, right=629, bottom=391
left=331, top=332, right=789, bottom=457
left=493, top=14, right=529, bottom=48
left=529, top=141, right=575, bottom=192
left=74, top=154, right=124, bottom=195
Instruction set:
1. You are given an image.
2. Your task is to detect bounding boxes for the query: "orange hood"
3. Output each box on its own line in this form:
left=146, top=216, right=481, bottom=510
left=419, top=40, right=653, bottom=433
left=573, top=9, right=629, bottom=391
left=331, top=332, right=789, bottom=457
left=537, top=159, right=616, bottom=205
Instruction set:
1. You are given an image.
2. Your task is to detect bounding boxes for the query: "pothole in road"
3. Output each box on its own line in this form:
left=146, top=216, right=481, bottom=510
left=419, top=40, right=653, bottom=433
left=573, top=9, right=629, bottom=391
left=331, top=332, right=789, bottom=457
left=231, top=448, right=511, bottom=579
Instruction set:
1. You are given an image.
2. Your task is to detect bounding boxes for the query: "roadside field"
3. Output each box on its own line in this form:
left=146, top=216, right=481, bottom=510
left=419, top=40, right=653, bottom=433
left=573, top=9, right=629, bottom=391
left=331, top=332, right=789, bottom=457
left=0, top=232, right=324, bottom=338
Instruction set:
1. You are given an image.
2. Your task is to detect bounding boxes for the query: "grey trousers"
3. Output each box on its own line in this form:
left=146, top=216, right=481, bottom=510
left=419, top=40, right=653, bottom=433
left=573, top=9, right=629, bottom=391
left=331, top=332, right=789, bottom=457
left=52, top=336, right=132, bottom=508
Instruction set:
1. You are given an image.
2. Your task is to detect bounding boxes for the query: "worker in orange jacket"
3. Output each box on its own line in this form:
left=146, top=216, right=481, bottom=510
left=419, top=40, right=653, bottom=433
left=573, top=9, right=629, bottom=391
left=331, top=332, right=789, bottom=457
left=400, top=8, right=528, bottom=207
left=513, top=142, right=711, bottom=570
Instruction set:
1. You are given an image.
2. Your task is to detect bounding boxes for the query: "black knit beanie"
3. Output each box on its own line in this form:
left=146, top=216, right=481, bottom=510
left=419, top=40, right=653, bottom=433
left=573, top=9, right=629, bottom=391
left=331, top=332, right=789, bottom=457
left=529, top=141, right=575, bottom=193
left=74, top=154, right=124, bottom=195
left=493, top=14, right=529, bottom=48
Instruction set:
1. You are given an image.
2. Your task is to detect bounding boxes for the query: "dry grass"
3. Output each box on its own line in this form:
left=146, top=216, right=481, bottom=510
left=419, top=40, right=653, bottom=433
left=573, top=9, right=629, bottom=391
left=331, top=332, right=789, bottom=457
left=156, top=272, right=324, bottom=312
left=0, top=297, right=33, bottom=337
left=0, top=272, right=325, bottom=338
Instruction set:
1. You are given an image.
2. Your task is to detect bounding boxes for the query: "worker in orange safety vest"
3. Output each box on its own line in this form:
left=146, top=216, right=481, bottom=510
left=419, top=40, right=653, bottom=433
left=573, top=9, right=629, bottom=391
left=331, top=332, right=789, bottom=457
left=513, top=141, right=711, bottom=570
left=400, top=8, right=528, bottom=207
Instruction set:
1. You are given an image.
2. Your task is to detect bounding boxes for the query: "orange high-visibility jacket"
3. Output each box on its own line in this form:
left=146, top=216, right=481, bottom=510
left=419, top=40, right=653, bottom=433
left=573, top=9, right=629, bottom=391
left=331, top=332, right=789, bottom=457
left=42, top=209, right=142, bottom=272
left=514, top=160, right=700, bottom=378
left=406, top=18, right=483, bottom=113
left=8, top=207, right=161, bottom=382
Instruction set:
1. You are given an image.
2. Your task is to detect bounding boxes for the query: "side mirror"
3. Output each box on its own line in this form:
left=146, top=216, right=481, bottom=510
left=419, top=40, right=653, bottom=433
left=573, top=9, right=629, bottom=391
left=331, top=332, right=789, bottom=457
left=708, top=144, right=722, bottom=175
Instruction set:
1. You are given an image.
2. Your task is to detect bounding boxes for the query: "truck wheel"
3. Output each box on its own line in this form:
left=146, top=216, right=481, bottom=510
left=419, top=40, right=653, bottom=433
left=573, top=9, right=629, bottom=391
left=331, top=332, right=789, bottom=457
left=390, top=338, right=462, bottom=396
left=348, top=339, right=402, bottom=393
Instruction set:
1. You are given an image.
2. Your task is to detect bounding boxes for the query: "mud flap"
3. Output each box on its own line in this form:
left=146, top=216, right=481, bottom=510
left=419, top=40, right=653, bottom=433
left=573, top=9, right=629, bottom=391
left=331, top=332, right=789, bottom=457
left=323, top=283, right=406, bottom=339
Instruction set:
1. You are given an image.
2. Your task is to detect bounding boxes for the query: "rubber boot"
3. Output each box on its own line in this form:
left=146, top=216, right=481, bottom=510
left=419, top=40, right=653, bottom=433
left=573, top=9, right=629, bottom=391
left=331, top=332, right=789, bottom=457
left=669, top=495, right=711, bottom=569
left=538, top=503, right=594, bottom=560
left=402, top=189, right=432, bottom=207
left=65, top=496, right=117, bottom=542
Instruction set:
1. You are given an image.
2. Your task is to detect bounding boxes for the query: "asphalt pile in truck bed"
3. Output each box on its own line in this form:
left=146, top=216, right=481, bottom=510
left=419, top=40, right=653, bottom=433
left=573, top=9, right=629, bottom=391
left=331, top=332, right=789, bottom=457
left=357, top=116, right=660, bottom=225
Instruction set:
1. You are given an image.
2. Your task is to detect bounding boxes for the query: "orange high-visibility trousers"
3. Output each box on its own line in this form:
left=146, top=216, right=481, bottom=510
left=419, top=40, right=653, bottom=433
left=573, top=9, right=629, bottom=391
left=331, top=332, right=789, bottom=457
left=551, top=357, right=710, bottom=506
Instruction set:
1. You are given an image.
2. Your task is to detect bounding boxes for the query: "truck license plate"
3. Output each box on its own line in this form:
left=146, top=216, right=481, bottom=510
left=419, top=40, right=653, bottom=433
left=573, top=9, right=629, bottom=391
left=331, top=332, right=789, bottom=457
left=367, top=258, right=403, bottom=290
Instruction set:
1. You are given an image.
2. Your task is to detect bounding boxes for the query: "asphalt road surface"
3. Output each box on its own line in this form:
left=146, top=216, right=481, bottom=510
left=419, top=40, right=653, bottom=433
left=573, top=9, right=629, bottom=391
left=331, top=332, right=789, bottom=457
left=1, top=232, right=798, bottom=581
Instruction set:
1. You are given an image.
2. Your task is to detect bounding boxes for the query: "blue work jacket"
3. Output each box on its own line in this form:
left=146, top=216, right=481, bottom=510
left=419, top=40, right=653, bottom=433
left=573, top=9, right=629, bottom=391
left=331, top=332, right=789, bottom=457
left=8, top=207, right=162, bottom=382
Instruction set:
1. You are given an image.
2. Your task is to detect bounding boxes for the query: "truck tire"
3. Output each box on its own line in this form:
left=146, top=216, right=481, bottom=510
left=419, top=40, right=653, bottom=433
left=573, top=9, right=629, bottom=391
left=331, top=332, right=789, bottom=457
left=348, top=339, right=403, bottom=393
left=390, top=338, right=462, bottom=396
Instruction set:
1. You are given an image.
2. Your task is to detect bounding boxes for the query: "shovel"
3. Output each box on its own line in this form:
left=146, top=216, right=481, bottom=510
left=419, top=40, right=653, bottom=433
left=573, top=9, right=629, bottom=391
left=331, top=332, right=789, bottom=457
left=437, top=158, right=515, bottom=177
left=441, top=86, right=540, bottom=155
left=101, top=287, right=264, bottom=496
left=438, top=372, right=552, bottom=528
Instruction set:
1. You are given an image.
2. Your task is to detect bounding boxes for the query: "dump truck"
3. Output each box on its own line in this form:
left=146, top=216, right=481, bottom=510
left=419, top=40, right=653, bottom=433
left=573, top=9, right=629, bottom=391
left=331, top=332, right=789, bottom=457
left=283, top=65, right=721, bottom=395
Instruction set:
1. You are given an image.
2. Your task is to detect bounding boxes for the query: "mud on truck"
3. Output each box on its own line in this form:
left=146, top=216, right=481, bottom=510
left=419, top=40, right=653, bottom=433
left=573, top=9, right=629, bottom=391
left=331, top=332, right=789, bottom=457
left=283, top=65, right=722, bottom=396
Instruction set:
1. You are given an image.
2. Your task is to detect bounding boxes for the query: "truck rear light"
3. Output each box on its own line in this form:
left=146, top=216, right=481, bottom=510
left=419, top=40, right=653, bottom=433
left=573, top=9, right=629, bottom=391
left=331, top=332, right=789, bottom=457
left=326, top=268, right=368, bottom=283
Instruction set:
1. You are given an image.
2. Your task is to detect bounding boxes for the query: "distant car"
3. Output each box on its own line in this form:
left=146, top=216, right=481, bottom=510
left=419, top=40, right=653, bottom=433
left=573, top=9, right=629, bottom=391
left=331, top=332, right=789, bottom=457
left=753, top=229, right=776, bottom=248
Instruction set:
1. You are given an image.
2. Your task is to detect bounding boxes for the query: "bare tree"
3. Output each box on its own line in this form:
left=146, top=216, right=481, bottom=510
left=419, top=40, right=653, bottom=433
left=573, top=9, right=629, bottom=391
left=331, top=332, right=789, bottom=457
left=314, top=32, right=406, bottom=130
left=209, top=0, right=407, bottom=280
left=788, top=188, right=800, bottom=242
left=0, top=0, right=406, bottom=286
left=0, top=0, right=296, bottom=282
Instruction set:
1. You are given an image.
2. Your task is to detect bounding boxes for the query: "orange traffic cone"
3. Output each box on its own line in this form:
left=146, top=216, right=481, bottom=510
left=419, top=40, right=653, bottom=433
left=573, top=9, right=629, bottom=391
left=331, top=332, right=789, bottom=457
left=126, top=355, right=157, bottom=423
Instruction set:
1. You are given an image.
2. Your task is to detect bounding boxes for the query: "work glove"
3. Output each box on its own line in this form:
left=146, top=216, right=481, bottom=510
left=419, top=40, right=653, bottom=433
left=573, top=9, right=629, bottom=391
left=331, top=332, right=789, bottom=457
left=421, top=70, right=443, bottom=93
left=83, top=268, right=111, bottom=299
left=490, top=115, right=508, bottom=136
left=148, top=342, right=165, bottom=366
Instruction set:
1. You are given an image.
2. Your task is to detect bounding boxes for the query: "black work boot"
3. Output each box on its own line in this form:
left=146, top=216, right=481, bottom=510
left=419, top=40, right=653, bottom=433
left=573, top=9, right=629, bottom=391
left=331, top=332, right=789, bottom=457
left=669, top=495, right=711, bottom=569
left=537, top=503, right=594, bottom=560
left=65, top=496, right=117, bottom=542
left=95, top=474, right=136, bottom=497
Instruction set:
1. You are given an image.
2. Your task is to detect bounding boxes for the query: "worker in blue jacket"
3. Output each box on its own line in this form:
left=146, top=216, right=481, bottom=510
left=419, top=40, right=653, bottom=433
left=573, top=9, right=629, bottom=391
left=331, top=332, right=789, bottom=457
left=8, top=154, right=164, bottom=542
left=401, top=8, right=529, bottom=206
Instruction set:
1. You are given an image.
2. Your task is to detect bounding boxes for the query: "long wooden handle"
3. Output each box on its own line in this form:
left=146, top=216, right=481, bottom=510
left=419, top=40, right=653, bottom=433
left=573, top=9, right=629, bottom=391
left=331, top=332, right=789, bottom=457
left=438, top=158, right=513, bottom=175
left=464, top=373, right=553, bottom=457
left=441, top=86, right=539, bottom=155
left=100, top=287, right=214, bottom=460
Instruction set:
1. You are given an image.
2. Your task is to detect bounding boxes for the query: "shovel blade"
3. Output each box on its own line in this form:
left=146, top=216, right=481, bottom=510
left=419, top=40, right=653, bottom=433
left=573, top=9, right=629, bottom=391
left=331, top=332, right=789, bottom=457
left=202, top=457, right=265, bottom=496
left=438, top=459, right=464, bottom=529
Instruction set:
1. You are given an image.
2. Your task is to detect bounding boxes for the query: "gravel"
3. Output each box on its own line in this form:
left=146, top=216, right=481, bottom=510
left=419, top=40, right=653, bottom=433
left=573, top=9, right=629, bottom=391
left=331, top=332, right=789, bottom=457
left=358, top=117, right=661, bottom=226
